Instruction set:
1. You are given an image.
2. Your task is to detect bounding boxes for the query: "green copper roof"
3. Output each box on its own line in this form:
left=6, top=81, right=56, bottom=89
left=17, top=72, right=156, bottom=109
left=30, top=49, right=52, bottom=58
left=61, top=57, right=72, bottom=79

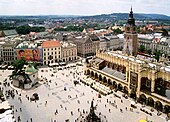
left=25, top=65, right=37, bottom=73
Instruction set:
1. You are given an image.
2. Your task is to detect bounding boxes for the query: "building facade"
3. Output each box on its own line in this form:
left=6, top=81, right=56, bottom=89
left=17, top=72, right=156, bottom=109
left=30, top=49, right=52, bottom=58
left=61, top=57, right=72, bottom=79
left=2, top=42, right=16, bottom=65
left=138, top=35, right=170, bottom=58
left=69, top=35, right=100, bottom=58
left=42, top=40, right=62, bottom=65
left=99, top=35, right=123, bottom=51
left=60, top=41, right=77, bottom=62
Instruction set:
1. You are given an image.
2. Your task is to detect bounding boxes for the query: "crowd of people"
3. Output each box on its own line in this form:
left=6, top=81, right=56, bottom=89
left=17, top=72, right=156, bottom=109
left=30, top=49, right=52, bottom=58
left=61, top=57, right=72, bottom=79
left=0, top=63, right=168, bottom=122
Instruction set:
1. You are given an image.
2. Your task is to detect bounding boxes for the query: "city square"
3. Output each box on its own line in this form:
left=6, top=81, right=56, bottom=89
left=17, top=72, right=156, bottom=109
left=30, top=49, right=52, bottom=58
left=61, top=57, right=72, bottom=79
left=0, top=0, right=169, bottom=122
left=0, top=62, right=169, bottom=122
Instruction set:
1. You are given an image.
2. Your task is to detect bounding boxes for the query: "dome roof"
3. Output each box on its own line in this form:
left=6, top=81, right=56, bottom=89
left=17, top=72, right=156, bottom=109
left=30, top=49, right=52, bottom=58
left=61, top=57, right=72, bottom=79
left=25, top=65, right=37, bottom=74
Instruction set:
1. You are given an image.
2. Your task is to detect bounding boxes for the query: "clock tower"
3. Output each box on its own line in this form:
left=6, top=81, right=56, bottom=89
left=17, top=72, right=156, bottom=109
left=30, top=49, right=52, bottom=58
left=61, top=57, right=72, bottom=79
left=123, top=7, right=138, bottom=56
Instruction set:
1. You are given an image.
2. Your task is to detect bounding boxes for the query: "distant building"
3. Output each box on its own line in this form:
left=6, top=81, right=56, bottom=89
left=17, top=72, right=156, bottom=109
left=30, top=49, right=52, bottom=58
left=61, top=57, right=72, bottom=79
left=27, top=31, right=50, bottom=40
left=82, top=28, right=94, bottom=34
left=138, top=34, right=170, bottom=59
left=99, top=35, right=123, bottom=51
left=138, top=34, right=154, bottom=50
left=42, top=40, right=62, bottom=65
left=1, top=41, right=16, bottom=65
left=111, top=25, right=124, bottom=31
left=69, top=34, right=100, bottom=58
left=60, top=41, right=77, bottom=62
left=0, top=29, right=18, bottom=37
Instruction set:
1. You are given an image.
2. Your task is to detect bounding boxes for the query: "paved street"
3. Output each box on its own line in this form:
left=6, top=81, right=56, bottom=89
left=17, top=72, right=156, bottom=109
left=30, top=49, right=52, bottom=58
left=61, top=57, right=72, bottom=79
left=0, top=63, right=169, bottom=122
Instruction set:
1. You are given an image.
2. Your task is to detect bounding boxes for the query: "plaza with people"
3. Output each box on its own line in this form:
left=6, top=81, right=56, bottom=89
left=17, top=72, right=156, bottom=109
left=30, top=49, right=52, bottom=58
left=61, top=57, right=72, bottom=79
left=0, top=62, right=169, bottom=122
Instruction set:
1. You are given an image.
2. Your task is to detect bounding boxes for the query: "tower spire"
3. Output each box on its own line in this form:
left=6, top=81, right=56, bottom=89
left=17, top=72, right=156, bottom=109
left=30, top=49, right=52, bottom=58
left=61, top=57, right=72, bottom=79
left=128, top=6, right=135, bottom=26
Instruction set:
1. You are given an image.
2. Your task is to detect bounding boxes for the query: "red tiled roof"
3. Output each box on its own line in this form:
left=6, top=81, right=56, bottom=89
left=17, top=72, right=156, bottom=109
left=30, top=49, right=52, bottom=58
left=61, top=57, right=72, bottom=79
left=42, top=40, right=61, bottom=48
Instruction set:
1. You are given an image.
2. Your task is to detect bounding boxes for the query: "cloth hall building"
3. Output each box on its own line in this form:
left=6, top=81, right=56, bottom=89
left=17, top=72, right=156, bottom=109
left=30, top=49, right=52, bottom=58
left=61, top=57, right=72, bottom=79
left=84, top=8, right=170, bottom=114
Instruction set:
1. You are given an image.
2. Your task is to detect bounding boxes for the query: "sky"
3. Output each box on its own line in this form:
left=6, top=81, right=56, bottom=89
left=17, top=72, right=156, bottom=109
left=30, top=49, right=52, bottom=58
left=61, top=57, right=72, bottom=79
left=0, top=0, right=169, bottom=16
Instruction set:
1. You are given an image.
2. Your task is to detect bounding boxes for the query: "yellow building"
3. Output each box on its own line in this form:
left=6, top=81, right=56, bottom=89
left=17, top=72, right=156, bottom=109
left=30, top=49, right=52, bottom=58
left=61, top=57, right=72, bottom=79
left=84, top=8, right=170, bottom=114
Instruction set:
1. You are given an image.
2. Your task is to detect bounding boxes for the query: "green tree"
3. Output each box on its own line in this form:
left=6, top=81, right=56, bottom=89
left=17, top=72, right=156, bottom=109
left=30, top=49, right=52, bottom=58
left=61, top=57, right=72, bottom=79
left=154, top=51, right=162, bottom=62
left=162, top=29, right=169, bottom=36
left=147, top=49, right=152, bottom=55
left=112, top=28, right=123, bottom=34
left=11, top=57, right=28, bottom=77
left=139, top=45, right=145, bottom=53
left=16, top=26, right=31, bottom=35
left=16, top=26, right=45, bottom=35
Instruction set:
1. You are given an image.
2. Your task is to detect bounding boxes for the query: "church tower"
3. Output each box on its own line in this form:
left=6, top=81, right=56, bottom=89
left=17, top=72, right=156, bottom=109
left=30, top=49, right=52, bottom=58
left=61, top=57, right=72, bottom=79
left=123, top=7, right=138, bottom=56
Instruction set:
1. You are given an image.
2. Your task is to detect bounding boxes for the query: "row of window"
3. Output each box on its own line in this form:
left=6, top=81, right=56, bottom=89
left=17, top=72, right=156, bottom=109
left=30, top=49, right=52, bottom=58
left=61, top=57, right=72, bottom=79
left=3, top=52, right=14, bottom=56
left=44, top=48, right=61, bottom=51
left=63, top=51, right=76, bottom=57
left=3, top=49, right=13, bottom=52
left=44, top=51, right=60, bottom=56
left=3, top=57, right=14, bottom=61
left=44, top=55, right=61, bottom=60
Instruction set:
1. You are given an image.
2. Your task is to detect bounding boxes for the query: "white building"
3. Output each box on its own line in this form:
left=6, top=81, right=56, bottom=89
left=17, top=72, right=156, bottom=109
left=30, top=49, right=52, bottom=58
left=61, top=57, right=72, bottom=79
left=42, top=40, right=62, bottom=65
left=138, top=34, right=170, bottom=58
left=60, top=41, right=77, bottom=62
left=99, top=35, right=123, bottom=51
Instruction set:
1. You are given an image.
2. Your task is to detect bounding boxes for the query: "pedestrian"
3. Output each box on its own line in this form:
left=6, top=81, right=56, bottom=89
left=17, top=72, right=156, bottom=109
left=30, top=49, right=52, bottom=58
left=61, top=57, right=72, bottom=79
left=56, top=109, right=58, bottom=114
left=18, top=116, right=21, bottom=122
left=71, top=111, right=73, bottom=115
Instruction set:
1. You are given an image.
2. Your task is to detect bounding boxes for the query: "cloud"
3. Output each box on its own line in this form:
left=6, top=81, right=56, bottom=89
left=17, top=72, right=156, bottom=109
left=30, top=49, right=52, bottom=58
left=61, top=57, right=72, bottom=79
left=0, top=0, right=169, bottom=15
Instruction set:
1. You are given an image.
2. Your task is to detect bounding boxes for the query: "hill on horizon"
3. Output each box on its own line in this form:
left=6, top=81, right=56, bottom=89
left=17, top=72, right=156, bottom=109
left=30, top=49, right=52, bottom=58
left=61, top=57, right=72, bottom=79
left=0, top=13, right=170, bottom=20
left=81, top=13, right=170, bottom=20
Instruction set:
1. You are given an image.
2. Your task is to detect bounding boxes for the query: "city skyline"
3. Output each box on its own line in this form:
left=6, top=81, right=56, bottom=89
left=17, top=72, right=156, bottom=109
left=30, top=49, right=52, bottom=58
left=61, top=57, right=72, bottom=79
left=0, top=0, right=170, bottom=16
